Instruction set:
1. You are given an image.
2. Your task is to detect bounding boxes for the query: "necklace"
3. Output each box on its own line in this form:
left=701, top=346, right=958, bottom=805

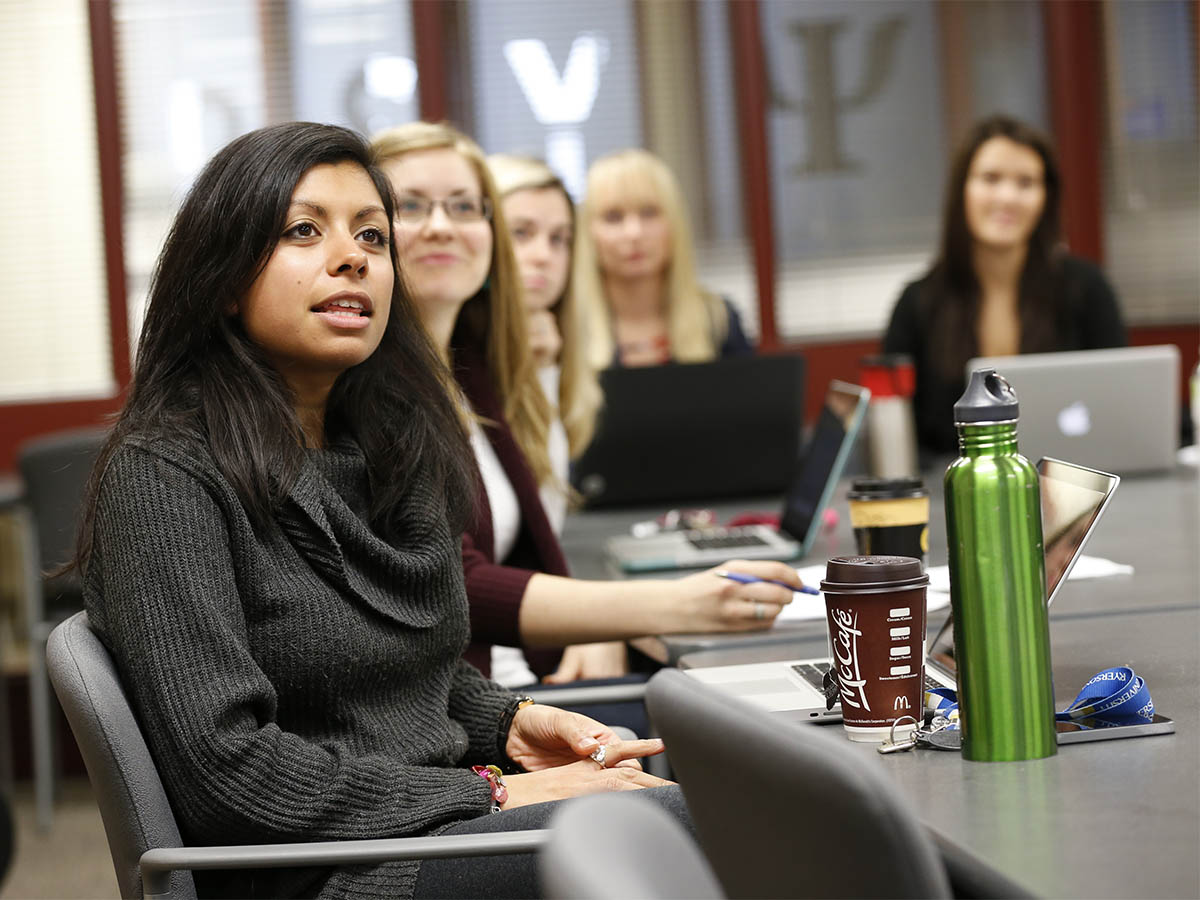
left=617, top=333, right=671, bottom=364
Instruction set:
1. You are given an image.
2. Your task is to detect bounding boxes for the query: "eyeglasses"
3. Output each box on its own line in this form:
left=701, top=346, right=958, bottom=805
left=394, top=195, right=493, bottom=224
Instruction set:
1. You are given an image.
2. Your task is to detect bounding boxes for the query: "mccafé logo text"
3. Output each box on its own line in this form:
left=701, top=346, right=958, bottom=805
left=832, top=607, right=870, bottom=711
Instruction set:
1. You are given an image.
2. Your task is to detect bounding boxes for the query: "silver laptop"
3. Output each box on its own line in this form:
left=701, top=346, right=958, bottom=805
left=686, top=457, right=1120, bottom=722
left=967, top=345, right=1179, bottom=473
left=606, top=381, right=870, bottom=572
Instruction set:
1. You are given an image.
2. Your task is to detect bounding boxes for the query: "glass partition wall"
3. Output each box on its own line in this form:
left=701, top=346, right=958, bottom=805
left=1, top=0, right=1195, bottom=411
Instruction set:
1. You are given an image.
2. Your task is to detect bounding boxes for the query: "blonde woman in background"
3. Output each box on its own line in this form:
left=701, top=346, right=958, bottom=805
left=370, top=122, right=800, bottom=694
left=487, top=153, right=602, bottom=534
left=576, top=148, right=753, bottom=368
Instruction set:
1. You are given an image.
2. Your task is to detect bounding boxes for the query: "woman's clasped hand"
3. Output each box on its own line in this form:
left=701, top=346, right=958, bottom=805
left=500, top=704, right=670, bottom=808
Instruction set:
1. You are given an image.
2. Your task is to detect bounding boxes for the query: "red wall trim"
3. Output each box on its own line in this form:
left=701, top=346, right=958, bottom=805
left=779, top=339, right=881, bottom=424
left=1043, top=0, right=1105, bottom=264
left=782, top=324, right=1198, bottom=425
left=412, top=1, right=449, bottom=122
left=0, top=399, right=120, bottom=473
left=1128, top=325, right=1200, bottom=406
left=729, top=0, right=779, bottom=351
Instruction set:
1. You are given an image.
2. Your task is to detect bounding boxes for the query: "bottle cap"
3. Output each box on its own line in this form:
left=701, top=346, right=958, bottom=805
left=859, top=354, right=916, bottom=398
left=821, top=555, right=928, bottom=591
left=846, top=476, right=927, bottom=501
left=954, top=368, right=1019, bottom=424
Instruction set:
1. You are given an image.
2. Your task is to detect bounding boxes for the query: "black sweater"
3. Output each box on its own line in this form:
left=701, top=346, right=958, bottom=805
left=882, top=255, right=1127, bottom=454
left=84, top=435, right=515, bottom=898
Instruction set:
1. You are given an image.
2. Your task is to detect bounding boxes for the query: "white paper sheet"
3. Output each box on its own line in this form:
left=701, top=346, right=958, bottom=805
left=926, top=554, right=1134, bottom=593
left=776, top=553, right=1132, bottom=624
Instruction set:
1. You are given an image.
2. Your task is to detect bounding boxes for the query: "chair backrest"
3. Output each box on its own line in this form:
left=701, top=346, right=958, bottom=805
left=17, top=427, right=107, bottom=571
left=47, top=612, right=196, bottom=900
left=646, top=669, right=952, bottom=900
left=541, top=793, right=724, bottom=900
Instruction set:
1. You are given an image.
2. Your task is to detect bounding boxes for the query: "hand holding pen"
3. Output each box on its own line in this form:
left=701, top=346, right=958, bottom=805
left=715, top=570, right=820, bottom=595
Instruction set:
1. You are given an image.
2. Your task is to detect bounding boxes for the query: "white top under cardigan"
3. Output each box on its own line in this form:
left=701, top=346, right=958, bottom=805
left=474, top=364, right=570, bottom=687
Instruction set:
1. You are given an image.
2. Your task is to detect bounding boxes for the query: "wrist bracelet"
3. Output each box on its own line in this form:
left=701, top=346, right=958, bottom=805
left=471, top=764, right=508, bottom=813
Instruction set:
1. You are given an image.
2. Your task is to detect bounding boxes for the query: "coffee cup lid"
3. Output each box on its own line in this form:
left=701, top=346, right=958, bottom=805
left=846, top=476, right=927, bottom=500
left=821, top=555, right=928, bottom=591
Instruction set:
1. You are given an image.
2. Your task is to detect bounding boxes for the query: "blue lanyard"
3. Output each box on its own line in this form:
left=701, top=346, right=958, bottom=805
left=924, top=667, right=1155, bottom=727
left=1053, top=666, right=1154, bottom=721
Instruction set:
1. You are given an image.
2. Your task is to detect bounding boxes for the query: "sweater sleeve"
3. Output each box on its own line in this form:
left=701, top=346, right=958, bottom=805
left=86, top=446, right=494, bottom=845
left=460, top=531, right=535, bottom=648
left=1071, top=257, right=1128, bottom=349
left=882, top=281, right=923, bottom=357
left=446, top=659, right=519, bottom=766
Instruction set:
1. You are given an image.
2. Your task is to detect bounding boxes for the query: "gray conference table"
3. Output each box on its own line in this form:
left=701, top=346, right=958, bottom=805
left=560, top=467, right=1200, bottom=899
left=560, top=466, right=1200, bottom=660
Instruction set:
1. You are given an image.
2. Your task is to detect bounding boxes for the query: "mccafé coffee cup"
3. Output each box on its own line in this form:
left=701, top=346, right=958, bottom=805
left=847, top=477, right=930, bottom=566
left=820, top=556, right=929, bottom=742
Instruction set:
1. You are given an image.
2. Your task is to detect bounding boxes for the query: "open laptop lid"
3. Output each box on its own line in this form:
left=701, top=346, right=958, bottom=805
left=572, top=354, right=806, bottom=507
left=965, top=345, right=1179, bottom=473
left=927, top=457, right=1120, bottom=676
left=779, top=381, right=871, bottom=556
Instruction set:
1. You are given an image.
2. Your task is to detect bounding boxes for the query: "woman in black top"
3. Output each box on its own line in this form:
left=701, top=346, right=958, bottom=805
left=883, top=114, right=1126, bottom=454
left=73, top=123, right=676, bottom=899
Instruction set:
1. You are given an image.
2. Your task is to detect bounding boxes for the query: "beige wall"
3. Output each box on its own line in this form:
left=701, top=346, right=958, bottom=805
left=0, top=0, right=112, bottom=404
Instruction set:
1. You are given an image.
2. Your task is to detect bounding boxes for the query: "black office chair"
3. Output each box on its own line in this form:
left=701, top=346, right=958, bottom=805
left=17, top=425, right=108, bottom=830
left=541, top=793, right=724, bottom=899
left=646, top=668, right=953, bottom=899
left=47, top=612, right=548, bottom=900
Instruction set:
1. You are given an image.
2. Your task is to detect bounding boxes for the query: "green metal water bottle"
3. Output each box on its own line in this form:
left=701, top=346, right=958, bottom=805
left=944, top=368, right=1056, bottom=761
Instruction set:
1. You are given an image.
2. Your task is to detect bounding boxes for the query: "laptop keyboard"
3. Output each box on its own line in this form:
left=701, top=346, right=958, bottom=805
left=793, top=660, right=942, bottom=693
left=686, top=528, right=770, bottom=551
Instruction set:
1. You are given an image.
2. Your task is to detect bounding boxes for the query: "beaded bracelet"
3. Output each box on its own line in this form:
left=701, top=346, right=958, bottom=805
left=471, top=764, right=508, bottom=813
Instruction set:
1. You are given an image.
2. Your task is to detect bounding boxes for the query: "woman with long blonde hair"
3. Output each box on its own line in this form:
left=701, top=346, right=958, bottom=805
left=371, top=123, right=800, bottom=692
left=576, top=148, right=753, bottom=368
left=487, top=153, right=603, bottom=478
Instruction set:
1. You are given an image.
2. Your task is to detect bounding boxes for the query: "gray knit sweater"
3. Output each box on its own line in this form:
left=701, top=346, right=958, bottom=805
left=84, top=434, right=516, bottom=898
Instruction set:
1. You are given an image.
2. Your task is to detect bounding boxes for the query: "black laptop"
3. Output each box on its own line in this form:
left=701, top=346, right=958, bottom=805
left=572, top=354, right=806, bottom=508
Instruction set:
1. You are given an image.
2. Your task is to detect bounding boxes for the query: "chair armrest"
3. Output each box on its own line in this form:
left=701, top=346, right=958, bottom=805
left=139, top=829, right=549, bottom=899
left=525, top=682, right=647, bottom=706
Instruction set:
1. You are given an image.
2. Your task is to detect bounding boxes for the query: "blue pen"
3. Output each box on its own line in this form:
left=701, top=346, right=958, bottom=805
left=714, top=570, right=820, bottom=595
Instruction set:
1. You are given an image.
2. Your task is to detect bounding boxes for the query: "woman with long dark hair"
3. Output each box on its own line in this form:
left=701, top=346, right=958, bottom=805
left=75, top=122, right=678, bottom=899
left=883, top=114, right=1126, bottom=454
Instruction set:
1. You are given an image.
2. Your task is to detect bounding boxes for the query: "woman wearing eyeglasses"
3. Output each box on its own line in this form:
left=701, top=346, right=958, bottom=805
left=370, top=123, right=801, bottom=692
left=575, top=148, right=753, bottom=369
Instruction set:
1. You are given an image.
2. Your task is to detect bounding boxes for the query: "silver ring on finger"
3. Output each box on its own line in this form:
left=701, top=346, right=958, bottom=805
left=590, top=745, right=608, bottom=768
left=753, top=600, right=765, bottom=620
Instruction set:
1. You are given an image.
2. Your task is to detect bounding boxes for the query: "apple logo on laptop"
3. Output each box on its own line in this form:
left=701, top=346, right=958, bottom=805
left=1057, top=401, right=1091, bottom=437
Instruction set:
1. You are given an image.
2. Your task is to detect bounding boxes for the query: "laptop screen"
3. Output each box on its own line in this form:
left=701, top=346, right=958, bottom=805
left=779, top=381, right=869, bottom=552
left=572, top=354, right=807, bottom=507
left=926, top=457, right=1120, bottom=674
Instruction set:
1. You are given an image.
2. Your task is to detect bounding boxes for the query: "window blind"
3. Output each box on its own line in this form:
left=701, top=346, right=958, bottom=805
left=0, top=0, right=112, bottom=404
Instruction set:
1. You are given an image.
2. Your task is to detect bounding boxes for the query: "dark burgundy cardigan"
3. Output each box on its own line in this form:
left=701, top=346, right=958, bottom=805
left=454, top=345, right=566, bottom=679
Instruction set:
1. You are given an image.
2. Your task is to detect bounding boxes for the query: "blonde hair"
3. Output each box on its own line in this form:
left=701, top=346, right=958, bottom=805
left=370, top=122, right=553, bottom=487
left=575, top=148, right=728, bottom=369
left=487, top=154, right=603, bottom=459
